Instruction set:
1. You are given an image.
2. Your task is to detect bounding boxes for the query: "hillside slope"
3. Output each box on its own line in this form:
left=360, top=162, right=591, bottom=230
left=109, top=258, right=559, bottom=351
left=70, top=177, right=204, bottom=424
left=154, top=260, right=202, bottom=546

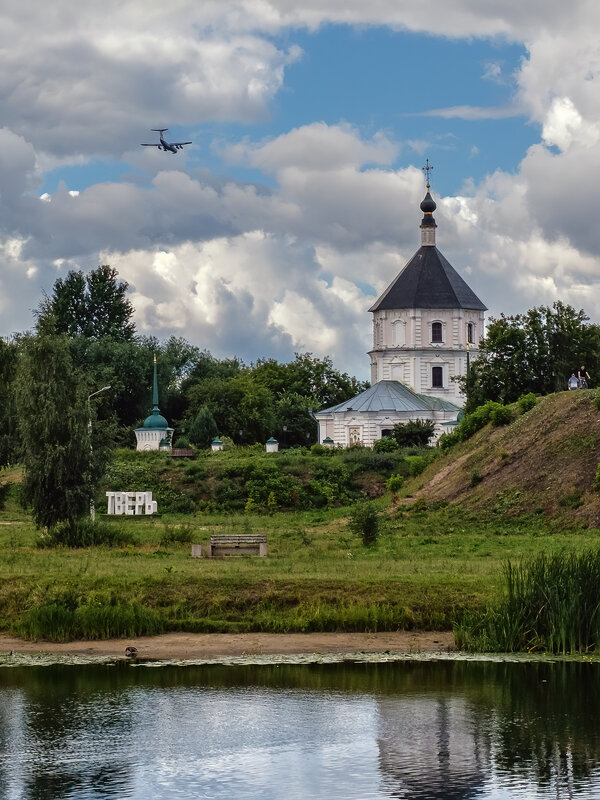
left=412, top=390, right=600, bottom=527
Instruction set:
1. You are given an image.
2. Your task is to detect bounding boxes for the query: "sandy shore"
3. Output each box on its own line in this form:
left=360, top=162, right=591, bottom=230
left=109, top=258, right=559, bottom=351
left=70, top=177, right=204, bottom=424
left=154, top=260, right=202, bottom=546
left=0, top=631, right=455, bottom=661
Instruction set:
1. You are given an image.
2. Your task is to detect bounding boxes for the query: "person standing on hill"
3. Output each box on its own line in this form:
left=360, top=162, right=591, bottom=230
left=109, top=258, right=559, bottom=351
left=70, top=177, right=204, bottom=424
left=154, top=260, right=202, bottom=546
left=568, top=373, right=579, bottom=390
left=578, top=365, right=590, bottom=388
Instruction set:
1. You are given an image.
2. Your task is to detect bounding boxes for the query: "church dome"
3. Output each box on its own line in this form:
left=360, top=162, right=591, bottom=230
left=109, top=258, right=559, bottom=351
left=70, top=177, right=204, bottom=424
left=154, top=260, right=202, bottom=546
left=143, top=411, right=169, bottom=429
left=420, top=191, right=437, bottom=214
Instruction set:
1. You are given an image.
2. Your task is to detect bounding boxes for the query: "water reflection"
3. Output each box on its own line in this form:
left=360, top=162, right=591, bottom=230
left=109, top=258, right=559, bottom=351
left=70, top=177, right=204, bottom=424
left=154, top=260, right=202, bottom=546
left=0, top=661, right=598, bottom=799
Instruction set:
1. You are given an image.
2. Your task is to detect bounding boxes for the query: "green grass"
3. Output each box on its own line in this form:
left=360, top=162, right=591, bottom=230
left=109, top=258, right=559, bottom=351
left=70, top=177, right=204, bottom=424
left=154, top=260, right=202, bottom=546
left=2, top=498, right=600, bottom=643
left=455, top=549, right=600, bottom=653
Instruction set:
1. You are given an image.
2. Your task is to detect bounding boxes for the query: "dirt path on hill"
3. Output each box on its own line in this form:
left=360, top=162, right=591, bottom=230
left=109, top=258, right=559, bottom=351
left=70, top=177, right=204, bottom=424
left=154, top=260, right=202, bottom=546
left=0, top=631, right=455, bottom=661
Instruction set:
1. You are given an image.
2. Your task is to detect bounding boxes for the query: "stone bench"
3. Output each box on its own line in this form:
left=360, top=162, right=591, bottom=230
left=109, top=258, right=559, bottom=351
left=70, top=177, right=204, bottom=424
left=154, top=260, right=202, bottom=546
left=171, top=448, right=196, bottom=459
left=191, top=534, right=267, bottom=558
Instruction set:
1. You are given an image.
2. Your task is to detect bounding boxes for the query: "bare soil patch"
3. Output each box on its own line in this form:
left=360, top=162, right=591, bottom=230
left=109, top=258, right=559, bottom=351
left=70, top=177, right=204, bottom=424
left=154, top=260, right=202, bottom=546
left=0, top=631, right=455, bottom=661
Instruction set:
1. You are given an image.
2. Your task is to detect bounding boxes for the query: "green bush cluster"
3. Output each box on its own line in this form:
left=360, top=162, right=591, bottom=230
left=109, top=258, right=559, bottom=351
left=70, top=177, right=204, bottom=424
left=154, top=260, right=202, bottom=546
left=439, top=400, right=513, bottom=450
left=100, top=445, right=435, bottom=514
left=0, top=481, right=12, bottom=510
left=517, top=392, right=538, bottom=414
left=348, top=501, right=380, bottom=546
left=37, top=519, right=137, bottom=548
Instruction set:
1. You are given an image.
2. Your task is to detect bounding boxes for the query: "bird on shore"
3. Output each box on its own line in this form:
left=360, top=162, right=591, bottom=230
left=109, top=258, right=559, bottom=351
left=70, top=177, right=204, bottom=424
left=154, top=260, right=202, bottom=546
left=125, top=646, right=138, bottom=658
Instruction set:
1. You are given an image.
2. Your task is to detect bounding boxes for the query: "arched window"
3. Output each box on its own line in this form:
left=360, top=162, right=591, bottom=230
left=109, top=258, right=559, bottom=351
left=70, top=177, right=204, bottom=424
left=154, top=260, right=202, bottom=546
left=467, top=322, right=474, bottom=344
left=432, top=366, right=443, bottom=388
left=431, top=321, right=443, bottom=343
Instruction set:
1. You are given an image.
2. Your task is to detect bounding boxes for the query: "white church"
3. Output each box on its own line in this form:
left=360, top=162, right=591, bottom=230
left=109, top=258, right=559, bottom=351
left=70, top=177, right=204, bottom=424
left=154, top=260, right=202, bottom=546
left=315, top=177, right=487, bottom=447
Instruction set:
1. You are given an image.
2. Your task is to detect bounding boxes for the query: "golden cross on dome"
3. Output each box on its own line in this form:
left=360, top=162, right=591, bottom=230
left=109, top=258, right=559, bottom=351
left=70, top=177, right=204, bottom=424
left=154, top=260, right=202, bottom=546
left=422, top=158, right=434, bottom=189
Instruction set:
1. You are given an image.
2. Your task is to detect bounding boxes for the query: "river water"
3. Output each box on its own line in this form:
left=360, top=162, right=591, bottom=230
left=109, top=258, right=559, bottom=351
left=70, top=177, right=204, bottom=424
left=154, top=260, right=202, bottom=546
left=0, top=658, right=599, bottom=799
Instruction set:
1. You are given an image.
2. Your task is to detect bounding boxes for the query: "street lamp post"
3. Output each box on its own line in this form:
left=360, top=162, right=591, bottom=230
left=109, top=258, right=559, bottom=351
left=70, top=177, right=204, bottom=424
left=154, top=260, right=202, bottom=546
left=88, top=386, right=111, bottom=521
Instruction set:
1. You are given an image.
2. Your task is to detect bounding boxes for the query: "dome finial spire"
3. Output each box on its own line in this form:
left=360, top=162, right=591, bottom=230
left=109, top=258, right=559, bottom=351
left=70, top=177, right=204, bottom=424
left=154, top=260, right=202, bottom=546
left=422, top=158, right=434, bottom=190
left=419, top=159, right=437, bottom=246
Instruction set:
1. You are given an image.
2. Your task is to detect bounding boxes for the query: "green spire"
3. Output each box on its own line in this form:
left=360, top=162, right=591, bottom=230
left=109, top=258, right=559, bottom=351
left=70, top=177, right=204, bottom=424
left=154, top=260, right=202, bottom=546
left=152, top=352, right=160, bottom=415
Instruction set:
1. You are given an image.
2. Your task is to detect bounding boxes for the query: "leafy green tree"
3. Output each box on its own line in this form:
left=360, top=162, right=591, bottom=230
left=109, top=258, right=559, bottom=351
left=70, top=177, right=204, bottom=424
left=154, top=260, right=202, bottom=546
left=16, top=334, right=110, bottom=532
left=37, top=265, right=135, bottom=341
left=274, top=391, right=317, bottom=447
left=187, top=372, right=276, bottom=444
left=0, top=337, right=21, bottom=465
left=254, top=353, right=368, bottom=409
left=464, top=302, right=600, bottom=410
left=188, top=406, right=218, bottom=447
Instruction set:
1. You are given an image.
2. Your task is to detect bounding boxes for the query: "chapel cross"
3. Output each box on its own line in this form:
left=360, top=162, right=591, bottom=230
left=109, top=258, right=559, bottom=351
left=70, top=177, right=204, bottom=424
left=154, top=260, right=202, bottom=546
left=422, top=158, right=434, bottom=189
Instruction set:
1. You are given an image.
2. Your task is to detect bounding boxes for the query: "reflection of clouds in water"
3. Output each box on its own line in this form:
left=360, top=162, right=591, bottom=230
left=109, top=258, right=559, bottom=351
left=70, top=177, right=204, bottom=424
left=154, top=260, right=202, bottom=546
left=2, top=665, right=600, bottom=799
left=130, top=688, right=382, bottom=799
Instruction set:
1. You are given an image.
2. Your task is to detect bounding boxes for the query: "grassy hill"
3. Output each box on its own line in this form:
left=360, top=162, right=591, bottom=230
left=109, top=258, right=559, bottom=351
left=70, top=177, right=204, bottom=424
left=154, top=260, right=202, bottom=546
left=409, top=389, right=600, bottom=527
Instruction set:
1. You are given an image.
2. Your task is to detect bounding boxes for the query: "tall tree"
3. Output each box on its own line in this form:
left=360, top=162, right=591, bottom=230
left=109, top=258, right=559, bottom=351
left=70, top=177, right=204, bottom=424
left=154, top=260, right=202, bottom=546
left=37, top=265, right=135, bottom=341
left=16, top=334, right=109, bottom=531
left=0, top=337, right=21, bottom=466
left=464, top=302, right=600, bottom=410
left=187, top=406, right=218, bottom=447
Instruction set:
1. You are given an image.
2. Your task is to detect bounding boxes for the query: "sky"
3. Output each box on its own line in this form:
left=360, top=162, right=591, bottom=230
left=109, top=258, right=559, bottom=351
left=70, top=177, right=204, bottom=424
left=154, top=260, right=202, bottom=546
left=1, top=1, right=600, bottom=379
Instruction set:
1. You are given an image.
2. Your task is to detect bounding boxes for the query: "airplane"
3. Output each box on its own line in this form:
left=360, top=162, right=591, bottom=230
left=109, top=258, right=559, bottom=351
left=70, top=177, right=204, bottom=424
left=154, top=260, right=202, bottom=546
left=140, top=129, right=192, bottom=154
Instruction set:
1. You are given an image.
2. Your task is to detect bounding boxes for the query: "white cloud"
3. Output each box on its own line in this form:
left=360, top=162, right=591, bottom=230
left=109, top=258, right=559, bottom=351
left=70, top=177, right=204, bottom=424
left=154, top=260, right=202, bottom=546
left=5, top=0, right=600, bottom=381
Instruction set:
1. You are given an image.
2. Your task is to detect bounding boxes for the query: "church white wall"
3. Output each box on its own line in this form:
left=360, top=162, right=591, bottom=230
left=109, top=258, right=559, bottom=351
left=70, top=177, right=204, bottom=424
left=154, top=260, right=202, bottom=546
left=317, top=408, right=457, bottom=448
left=369, top=308, right=485, bottom=403
left=134, top=428, right=174, bottom=451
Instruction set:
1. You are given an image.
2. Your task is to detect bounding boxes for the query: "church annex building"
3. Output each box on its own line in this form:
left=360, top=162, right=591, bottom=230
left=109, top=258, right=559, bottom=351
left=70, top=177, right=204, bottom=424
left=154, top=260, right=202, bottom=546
left=315, top=176, right=487, bottom=447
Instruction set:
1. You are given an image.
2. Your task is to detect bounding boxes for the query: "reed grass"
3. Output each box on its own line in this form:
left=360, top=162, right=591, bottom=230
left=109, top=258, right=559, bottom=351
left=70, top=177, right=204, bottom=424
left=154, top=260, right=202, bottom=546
left=455, top=549, right=600, bottom=653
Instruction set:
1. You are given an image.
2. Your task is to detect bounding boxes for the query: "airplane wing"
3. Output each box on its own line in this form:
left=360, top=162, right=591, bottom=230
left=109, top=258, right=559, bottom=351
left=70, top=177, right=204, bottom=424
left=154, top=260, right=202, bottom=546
left=170, top=142, right=192, bottom=146
left=140, top=143, right=161, bottom=147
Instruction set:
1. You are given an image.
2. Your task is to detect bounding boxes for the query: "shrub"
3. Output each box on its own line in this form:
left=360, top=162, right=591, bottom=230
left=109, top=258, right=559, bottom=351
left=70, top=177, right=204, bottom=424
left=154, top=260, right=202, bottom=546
left=173, top=436, right=191, bottom=448
left=37, top=519, right=138, bottom=548
left=470, top=468, right=482, bottom=487
left=392, top=419, right=435, bottom=447
left=438, top=431, right=459, bottom=450
left=0, top=481, right=12, bottom=510
left=386, top=474, right=404, bottom=494
left=404, top=455, right=427, bottom=476
left=160, top=524, right=196, bottom=546
left=490, top=404, right=513, bottom=426
left=517, top=392, right=537, bottom=414
left=348, top=502, right=379, bottom=546
left=373, top=437, right=399, bottom=453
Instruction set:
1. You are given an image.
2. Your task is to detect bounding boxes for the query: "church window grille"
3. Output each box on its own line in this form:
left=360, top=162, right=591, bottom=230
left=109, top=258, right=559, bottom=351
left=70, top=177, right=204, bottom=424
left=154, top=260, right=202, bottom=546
left=467, top=322, right=474, bottom=344
left=431, top=321, right=443, bottom=343
left=432, top=366, right=443, bottom=388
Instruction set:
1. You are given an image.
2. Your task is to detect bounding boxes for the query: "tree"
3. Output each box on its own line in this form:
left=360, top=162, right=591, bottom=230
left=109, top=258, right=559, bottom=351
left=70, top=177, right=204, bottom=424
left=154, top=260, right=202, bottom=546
left=464, top=302, right=600, bottom=411
left=0, top=337, right=21, bottom=466
left=16, top=334, right=109, bottom=532
left=37, top=265, right=135, bottom=341
left=274, top=391, right=317, bottom=447
left=188, top=406, right=218, bottom=447
left=254, top=353, right=368, bottom=409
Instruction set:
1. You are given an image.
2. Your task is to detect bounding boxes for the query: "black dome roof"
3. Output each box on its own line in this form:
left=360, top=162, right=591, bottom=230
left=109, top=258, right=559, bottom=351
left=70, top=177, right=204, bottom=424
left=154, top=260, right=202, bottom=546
left=420, top=191, right=437, bottom=213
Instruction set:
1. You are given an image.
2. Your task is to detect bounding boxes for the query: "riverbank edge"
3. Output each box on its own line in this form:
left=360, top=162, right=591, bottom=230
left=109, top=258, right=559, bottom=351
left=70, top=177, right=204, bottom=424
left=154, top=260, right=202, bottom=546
left=0, top=631, right=455, bottom=662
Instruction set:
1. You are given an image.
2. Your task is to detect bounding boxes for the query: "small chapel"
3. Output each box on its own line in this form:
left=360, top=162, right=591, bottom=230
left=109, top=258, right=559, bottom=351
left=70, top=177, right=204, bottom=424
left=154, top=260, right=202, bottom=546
left=315, top=166, right=487, bottom=446
left=134, top=354, right=174, bottom=451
